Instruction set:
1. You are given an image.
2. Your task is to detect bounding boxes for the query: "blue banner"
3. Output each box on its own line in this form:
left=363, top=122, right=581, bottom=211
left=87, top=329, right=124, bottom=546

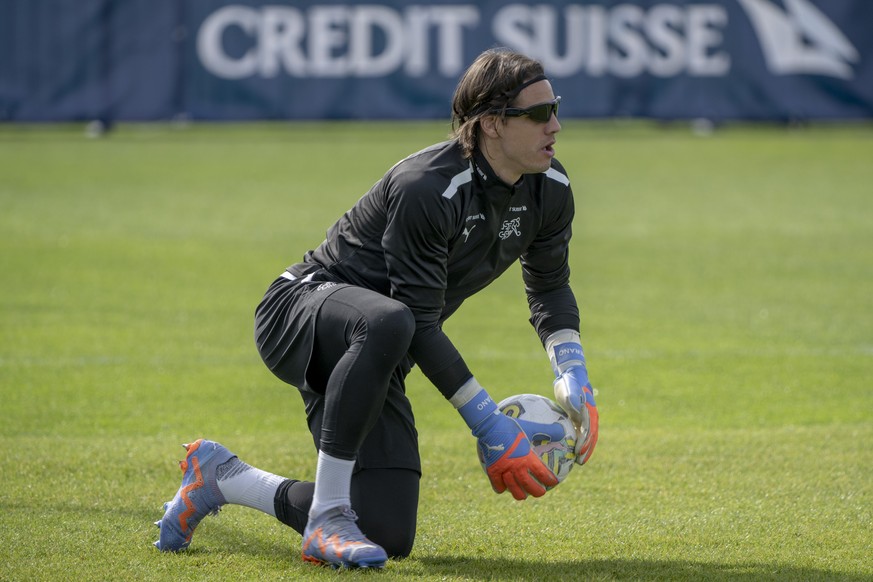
left=1, top=0, right=871, bottom=121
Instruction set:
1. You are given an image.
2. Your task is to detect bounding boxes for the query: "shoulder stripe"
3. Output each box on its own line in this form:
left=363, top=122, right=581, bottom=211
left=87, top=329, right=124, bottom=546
left=441, top=165, right=473, bottom=199
left=544, top=167, right=570, bottom=187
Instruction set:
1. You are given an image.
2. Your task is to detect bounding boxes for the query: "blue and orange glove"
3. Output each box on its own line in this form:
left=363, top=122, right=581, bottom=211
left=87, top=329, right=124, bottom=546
left=547, top=330, right=599, bottom=466
left=453, top=378, right=558, bottom=500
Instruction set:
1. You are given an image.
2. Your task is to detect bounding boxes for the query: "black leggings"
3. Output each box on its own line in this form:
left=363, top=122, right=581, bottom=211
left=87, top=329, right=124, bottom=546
left=257, top=278, right=422, bottom=473
left=257, top=281, right=423, bottom=556
left=274, top=468, right=420, bottom=558
left=306, top=286, right=416, bottom=460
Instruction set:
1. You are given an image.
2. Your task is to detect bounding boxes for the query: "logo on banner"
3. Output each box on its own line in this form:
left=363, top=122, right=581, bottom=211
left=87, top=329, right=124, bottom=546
left=196, top=1, right=859, bottom=81
left=738, top=0, right=859, bottom=79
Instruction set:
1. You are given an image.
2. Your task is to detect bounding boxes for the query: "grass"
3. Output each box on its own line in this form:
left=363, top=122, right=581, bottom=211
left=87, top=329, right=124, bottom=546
left=1, top=120, right=871, bottom=581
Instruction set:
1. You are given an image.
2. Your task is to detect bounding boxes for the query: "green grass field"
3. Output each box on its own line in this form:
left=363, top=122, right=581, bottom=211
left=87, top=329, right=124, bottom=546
left=1, top=120, right=871, bottom=581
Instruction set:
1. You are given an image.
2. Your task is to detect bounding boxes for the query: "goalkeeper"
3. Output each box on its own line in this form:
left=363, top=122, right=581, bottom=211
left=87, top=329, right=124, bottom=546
left=153, top=47, right=598, bottom=569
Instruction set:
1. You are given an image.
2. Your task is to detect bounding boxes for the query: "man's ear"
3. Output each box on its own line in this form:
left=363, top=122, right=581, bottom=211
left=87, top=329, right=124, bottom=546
left=479, top=114, right=502, bottom=139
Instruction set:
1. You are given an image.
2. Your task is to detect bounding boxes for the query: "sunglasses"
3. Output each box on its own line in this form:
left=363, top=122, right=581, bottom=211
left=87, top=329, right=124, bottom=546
left=501, top=96, right=561, bottom=123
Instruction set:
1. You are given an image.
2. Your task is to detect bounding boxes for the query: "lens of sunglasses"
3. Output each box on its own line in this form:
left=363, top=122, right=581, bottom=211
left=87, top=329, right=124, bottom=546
left=503, top=97, right=561, bottom=123
left=528, top=101, right=558, bottom=122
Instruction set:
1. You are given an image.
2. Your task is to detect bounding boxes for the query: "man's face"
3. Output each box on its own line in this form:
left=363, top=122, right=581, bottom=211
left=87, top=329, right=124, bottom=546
left=488, top=80, right=561, bottom=183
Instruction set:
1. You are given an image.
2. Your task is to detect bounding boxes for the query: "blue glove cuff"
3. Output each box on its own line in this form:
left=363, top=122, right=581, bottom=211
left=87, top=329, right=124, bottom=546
left=457, top=388, right=497, bottom=431
left=451, top=378, right=498, bottom=431
left=554, top=341, right=586, bottom=370
left=545, top=330, right=586, bottom=377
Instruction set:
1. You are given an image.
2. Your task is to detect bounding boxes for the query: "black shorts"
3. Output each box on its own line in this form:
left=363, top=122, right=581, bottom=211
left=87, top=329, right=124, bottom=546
left=255, top=274, right=421, bottom=474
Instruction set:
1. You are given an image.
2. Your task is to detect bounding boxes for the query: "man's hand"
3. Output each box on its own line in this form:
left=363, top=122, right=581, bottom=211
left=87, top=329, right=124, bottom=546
left=452, top=377, right=557, bottom=500
left=554, top=366, right=599, bottom=465
left=474, top=410, right=558, bottom=499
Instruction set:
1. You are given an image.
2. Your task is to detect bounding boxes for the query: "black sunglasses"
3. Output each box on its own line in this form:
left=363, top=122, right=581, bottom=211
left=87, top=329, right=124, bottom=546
left=500, top=96, right=561, bottom=123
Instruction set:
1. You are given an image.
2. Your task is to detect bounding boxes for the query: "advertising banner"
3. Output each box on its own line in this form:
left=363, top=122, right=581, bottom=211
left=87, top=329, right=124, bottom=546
left=1, top=0, right=871, bottom=121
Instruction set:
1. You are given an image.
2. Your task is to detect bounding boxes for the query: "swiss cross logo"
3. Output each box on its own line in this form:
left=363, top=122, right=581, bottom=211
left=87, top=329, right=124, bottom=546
left=499, top=218, right=521, bottom=240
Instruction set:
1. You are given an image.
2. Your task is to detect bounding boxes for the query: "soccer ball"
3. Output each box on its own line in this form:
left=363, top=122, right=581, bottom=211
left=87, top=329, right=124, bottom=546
left=480, top=393, right=577, bottom=484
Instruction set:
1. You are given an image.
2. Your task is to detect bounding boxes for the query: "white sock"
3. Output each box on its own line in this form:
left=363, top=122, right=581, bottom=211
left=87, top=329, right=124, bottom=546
left=308, top=451, right=355, bottom=519
left=215, top=458, right=285, bottom=517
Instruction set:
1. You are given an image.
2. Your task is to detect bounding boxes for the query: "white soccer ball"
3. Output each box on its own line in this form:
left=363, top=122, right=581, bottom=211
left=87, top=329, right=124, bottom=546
left=480, top=393, right=577, bottom=485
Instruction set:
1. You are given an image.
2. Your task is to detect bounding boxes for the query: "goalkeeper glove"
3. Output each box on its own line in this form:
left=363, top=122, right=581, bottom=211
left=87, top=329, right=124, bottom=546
left=452, top=378, right=558, bottom=499
left=547, top=330, right=599, bottom=466
left=554, top=367, right=598, bottom=465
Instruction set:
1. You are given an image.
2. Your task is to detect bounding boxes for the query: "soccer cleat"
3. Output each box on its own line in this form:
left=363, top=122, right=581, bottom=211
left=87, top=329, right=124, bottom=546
left=301, top=505, right=388, bottom=569
left=153, top=439, right=236, bottom=552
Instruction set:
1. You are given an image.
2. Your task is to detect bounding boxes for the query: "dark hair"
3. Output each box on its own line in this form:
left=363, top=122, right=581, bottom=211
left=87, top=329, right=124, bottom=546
left=451, top=48, right=546, bottom=158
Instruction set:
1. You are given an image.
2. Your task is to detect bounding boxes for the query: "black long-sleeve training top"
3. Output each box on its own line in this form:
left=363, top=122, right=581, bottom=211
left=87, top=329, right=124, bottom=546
left=287, top=139, right=580, bottom=399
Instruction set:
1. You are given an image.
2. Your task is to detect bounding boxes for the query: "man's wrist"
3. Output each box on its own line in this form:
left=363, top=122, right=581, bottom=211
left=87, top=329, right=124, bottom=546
left=545, top=329, right=586, bottom=376
left=451, top=377, right=497, bottom=430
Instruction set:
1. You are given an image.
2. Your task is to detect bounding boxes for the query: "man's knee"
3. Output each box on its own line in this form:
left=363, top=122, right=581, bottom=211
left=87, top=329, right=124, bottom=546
left=363, top=516, right=415, bottom=558
left=379, top=530, right=415, bottom=559
left=352, top=468, right=419, bottom=559
left=364, top=301, right=415, bottom=354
